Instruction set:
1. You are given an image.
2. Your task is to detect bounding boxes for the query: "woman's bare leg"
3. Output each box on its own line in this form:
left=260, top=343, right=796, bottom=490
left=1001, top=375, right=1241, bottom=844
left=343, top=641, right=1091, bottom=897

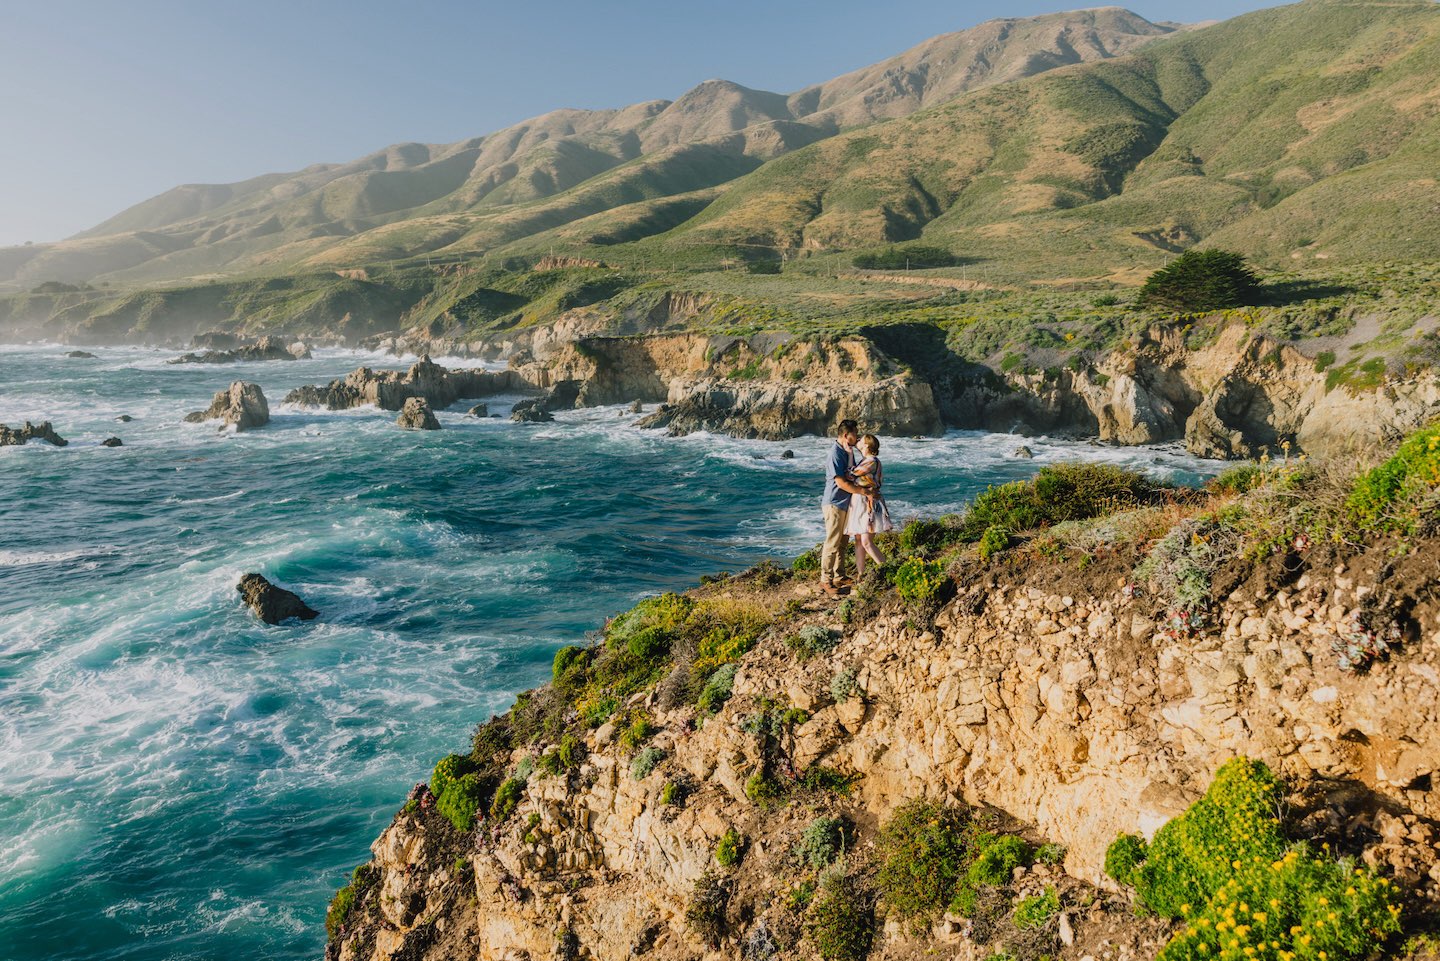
left=853, top=535, right=867, bottom=579
left=861, top=533, right=885, bottom=565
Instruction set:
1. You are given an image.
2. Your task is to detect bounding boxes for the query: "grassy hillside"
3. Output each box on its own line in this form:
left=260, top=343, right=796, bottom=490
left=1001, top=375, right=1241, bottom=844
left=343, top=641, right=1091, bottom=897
left=0, top=9, right=1171, bottom=290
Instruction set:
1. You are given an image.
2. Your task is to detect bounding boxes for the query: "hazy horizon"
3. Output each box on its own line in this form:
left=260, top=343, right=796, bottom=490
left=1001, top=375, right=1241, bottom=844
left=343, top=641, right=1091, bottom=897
left=0, top=0, right=1280, bottom=248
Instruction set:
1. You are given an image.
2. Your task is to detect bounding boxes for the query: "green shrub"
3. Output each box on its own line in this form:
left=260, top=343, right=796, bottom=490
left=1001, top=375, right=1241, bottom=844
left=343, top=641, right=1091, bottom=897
left=686, top=871, right=729, bottom=947
left=1013, top=886, right=1060, bottom=929
left=836, top=597, right=855, bottom=623
left=852, top=243, right=958, bottom=270
left=1314, top=350, right=1337, bottom=373
left=962, top=463, right=1163, bottom=539
left=800, top=766, right=854, bottom=794
left=430, top=753, right=472, bottom=800
left=969, top=835, right=1031, bottom=886
left=1138, top=249, right=1261, bottom=311
left=788, top=625, right=838, bottom=659
left=1346, top=421, right=1440, bottom=532
left=830, top=666, right=857, bottom=703
left=745, top=770, right=787, bottom=807
left=697, top=663, right=739, bottom=715
left=551, top=645, right=590, bottom=687
left=876, top=799, right=970, bottom=923
left=897, top=517, right=959, bottom=555
left=806, top=868, right=874, bottom=961
left=795, top=817, right=846, bottom=870
left=1036, top=842, right=1066, bottom=866
left=977, top=525, right=1011, bottom=561
left=325, top=864, right=375, bottom=940
left=661, top=780, right=683, bottom=806
left=792, top=547, right=821, bottom=572
left=437, top=772, right=486, bottom=832
left=631, top=746, right=666, bottom=780
left=1105, top=833, right=1148, bottom=886
left=893, top=557, right=947, bottom=602
left=715, top=828, right=744, bottom=867
left=489, top=776, right=524, bottom=822
left=618, top=714, right=656, bottom=753
left=1208, top=464, right=1268, bottom=495
left=627, top=625, right=671, bottom=660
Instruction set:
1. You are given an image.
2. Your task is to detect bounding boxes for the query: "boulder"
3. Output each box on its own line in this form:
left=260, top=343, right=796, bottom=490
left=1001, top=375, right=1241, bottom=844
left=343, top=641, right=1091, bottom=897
left=0, top=421, right=68, bottom=447
left=115, top=414, right=134, bottom=423
left=65, top=350, right=96, bottom=359
left=397, top=397, right=441, bottom=430
left=628, top=399, right=644, bottom=414
left=781, top=449, right=795, bottom=459
left=101, top=437, right=123, bottom=447
left=510, top=399, right=555, bottom=423
left=236, top=573, right=318, bottom=625
left=466, top=403, right=489, bottom=418
left=1012, top=445, right=1035, bottom=459
left=184, top=382, right=270, bottom=431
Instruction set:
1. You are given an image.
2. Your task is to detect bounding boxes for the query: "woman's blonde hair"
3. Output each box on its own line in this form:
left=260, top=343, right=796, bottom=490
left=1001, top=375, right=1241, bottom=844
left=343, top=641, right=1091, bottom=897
left=859, top=434, right=880, bottom=454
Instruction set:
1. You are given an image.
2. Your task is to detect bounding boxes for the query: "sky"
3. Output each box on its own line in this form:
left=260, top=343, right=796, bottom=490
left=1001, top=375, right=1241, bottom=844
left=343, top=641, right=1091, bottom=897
left=0, top=0, right=1283, bottom=248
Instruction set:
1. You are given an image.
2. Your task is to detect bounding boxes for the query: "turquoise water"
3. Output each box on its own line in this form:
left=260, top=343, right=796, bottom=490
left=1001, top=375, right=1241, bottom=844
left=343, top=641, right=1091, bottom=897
left=0, top=344, right=1219, bottom=960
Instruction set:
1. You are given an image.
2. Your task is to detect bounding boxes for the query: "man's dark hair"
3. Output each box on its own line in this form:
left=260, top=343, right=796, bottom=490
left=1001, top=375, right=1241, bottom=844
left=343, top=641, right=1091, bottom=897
left=837, top=419, right=859, bottom=436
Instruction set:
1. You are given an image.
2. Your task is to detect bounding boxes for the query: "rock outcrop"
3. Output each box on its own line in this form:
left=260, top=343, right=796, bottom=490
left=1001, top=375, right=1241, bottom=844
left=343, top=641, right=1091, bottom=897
left=466, top=403, right=488, bottom=418
left=184, top=381, right=270, bottom=431
left=237, top=573, right=318, bottom=625
left=168, top=335, right=311, bottom=364
left=397, top=398, right=441, bottom=430
left=0, top=421, right=68, bottom=447
left=101, top=437, right=123, bottom=447
left=509, top=400, right=554, bottom=423
left=285, top=357, right=528, bottom=412
left=65, top=350, right=96, bottom=359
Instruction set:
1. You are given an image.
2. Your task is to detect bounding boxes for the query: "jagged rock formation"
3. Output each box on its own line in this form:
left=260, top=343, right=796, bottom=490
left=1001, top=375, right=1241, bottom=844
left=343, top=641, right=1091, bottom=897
left=101, top=437, right=123, bottom=447
left=515, top=332, right=944, bottom=440
left=168, top=335, right=311, bottom=364
left=236, top=573, right=318, bottom=625
left=183, top=381, right=270, bottom=431
left=65, top=350, right=96, bottom=359
left=466, top=403, right=488, bottom=418
left=0, top=421, right=68, bottom=446
left=396, top=398, right=441, bottom=430
left=284, top=357, right=528, bottom=412
left=329, top=520, right=1440, bottom=961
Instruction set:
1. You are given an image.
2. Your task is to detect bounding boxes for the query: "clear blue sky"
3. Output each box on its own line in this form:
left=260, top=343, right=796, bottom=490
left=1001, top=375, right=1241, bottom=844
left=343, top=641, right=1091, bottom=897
left=0, top=0, right=1283, bottom=247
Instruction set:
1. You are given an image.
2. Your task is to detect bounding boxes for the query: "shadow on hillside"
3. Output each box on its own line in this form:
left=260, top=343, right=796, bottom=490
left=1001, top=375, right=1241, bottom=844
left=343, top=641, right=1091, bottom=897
left=1259, top=279, right=1355, bottom=305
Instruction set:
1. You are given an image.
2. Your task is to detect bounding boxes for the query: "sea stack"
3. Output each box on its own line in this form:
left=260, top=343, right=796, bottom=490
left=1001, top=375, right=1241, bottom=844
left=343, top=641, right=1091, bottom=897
left=236, top=573, right=318, bottom=625
left=397, top=397, right=441, bottom=430
left=184, top=382, right=270, bottom=432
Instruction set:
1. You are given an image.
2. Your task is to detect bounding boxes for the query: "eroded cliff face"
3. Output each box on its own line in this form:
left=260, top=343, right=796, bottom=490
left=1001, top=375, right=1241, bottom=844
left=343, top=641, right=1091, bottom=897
left=329, top=534, right=1440, bottom=961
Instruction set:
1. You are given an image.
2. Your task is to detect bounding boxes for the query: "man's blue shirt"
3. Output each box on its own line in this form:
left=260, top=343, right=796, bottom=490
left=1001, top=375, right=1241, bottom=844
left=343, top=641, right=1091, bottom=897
left=823, top=441, right=853, bottom=509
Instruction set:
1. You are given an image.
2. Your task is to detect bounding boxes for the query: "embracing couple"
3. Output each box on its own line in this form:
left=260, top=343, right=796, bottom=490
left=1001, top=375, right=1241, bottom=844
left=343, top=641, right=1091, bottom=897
left=819, top=419, right=894, bottom=598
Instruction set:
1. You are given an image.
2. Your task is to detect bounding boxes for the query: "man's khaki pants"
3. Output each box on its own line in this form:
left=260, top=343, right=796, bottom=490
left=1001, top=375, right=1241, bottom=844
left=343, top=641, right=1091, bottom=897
left=821, top=504, right=849, bottom=583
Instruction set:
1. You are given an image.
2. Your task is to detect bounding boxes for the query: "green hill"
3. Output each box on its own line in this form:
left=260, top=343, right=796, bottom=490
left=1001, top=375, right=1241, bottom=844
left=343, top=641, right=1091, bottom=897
left=0, top=8, right=1172, bottom=289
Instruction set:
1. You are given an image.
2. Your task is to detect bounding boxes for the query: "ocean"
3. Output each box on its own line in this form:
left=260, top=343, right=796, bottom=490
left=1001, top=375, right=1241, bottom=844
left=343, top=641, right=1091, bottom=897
left=0, top=344, right=1220, bottom=960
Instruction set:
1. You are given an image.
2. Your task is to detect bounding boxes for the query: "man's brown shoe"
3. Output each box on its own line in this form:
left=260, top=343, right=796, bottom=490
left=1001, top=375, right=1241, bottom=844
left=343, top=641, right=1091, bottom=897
left=821, top=582, right=846, bottom=597
left=835, top=576, right=854, bottom=587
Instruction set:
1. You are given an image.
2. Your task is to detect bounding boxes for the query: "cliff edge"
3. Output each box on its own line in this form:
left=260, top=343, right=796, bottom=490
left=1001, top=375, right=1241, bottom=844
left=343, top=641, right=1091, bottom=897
left=328, top=429, right=1440, bottom=961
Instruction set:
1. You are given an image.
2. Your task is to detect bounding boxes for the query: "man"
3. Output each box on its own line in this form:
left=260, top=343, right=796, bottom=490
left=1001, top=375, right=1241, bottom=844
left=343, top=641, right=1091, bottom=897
left=820, top=419, right=874, bottom=597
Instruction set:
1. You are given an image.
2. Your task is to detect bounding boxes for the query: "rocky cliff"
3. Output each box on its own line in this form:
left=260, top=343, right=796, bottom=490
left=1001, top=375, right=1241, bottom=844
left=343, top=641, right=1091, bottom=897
left=325, top=447, right=1440, bottom=961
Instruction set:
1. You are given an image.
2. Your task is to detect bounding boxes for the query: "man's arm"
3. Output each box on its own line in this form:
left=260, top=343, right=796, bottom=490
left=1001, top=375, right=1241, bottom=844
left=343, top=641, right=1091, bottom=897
left=833, top=476, right=875, bottom=497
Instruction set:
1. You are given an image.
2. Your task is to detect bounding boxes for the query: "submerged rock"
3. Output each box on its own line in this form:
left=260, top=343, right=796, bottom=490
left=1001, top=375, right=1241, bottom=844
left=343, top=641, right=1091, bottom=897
left=183, top=382, right=270, bottom=432
left=101, top=437, right=123, bottom=447
left=466, top=403, right=488, bottom=418
left=0, top=421, right=68, bottom=447
left=781, top=449, right=795, bottom=459
left=236, top=573, right=318, bottom=625
left=115, top=414, right=134, bottom=423
left=65, top=350, right=96, bottom=359
left=397, top=397, right=441, bottom=430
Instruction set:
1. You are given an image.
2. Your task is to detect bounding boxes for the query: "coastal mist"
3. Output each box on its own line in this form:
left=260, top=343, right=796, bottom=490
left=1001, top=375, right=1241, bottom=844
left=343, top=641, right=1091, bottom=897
left=0, top=344, right=1218, bottom=961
